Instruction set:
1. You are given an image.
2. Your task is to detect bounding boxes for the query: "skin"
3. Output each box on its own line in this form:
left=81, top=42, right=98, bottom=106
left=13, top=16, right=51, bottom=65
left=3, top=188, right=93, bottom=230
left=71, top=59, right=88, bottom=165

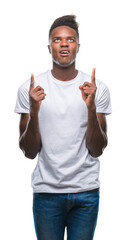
left=19, top=25, right=107, bottom=159
left=48, top=26, right=80, bottom=81
left=19, top=74, right=46, bottom=159
left=79, top=68, right=107, bottom=157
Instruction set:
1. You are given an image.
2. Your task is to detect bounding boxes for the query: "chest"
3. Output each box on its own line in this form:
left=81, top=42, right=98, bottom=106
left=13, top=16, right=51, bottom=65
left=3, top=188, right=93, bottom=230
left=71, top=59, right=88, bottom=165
left=39, top=82, right=88, bottom=126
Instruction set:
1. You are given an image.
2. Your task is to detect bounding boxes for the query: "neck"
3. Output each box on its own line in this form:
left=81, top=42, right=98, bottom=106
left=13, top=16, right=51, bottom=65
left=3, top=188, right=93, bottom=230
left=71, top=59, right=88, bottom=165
left=51, top=62, right=78, bottom=81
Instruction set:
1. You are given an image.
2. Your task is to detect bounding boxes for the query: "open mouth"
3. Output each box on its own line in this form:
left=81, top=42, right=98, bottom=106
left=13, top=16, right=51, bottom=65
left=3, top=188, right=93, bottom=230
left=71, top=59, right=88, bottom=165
left=59, top=50, right=70, bottom=57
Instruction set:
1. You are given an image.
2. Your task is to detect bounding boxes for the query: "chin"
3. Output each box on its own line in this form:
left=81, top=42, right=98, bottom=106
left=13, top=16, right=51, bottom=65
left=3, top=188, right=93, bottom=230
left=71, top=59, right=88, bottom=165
left=55, top=60, right=75, bottom=68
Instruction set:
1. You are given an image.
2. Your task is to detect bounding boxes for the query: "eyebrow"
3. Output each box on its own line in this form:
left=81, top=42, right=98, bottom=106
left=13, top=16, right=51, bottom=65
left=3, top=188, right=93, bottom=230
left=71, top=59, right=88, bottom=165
left=52, top=36, right=76, bottom=39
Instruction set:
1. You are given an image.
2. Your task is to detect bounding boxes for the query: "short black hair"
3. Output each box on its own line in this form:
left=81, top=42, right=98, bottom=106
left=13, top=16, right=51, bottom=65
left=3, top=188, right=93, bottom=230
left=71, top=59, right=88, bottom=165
left=49, top=15, right=79, bottom=38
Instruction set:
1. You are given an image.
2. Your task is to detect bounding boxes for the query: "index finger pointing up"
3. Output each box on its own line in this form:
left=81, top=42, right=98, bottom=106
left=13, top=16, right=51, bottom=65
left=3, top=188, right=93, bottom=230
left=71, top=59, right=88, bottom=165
left=91, top=68, right=96, bottom=85
left=30, top=73, right=34, bottom=91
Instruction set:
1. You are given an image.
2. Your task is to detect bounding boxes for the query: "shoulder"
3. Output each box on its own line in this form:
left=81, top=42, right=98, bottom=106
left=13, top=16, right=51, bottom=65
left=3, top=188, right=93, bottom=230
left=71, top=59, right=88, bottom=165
left=34, top=70, right=50, bottom=87
left=79, top=70, right=110, bottom=93
left=78, top=71, right=91, bottom=83
left=95, top=79, right=110, bottom=100
left=18, top=70, right=49, bottom=93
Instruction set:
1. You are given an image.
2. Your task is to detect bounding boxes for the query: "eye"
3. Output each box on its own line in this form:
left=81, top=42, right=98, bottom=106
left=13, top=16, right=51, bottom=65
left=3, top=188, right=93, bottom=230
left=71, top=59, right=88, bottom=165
left=53, top=38, right=60, bottom=43
left=68, top=38, right=75, bottom=42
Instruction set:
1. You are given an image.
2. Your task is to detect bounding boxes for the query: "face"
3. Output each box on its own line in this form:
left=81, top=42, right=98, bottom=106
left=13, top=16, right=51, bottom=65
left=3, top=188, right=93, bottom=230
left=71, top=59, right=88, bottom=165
left=48, top=26, right=80, bottom=67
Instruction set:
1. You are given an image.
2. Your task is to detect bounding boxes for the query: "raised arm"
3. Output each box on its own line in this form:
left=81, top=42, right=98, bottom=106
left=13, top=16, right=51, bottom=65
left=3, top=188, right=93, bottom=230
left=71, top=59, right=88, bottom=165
left=79, top=68, right=107, bottom=157
left=19, top=74, right=46, bottom=159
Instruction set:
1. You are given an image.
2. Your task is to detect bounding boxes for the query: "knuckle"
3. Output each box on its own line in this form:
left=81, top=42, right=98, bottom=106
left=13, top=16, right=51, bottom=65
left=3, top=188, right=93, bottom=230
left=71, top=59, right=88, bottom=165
left=84, top=82, right=89, bottom=86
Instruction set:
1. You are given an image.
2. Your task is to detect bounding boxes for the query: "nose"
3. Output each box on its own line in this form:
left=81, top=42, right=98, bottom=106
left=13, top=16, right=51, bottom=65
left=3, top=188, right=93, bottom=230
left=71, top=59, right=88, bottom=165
left=60, top=39, right=69, bottom=47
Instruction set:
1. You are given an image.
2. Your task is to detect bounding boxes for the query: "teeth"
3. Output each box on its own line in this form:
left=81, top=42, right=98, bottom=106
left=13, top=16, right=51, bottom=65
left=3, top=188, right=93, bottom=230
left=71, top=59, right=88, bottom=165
left=61, top=51, right=69, bottom=54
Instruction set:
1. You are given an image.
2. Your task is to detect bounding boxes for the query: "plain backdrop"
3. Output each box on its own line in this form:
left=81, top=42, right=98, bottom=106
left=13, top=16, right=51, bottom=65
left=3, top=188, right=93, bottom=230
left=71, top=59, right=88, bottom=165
left=0, top=0, right=126, bottom=239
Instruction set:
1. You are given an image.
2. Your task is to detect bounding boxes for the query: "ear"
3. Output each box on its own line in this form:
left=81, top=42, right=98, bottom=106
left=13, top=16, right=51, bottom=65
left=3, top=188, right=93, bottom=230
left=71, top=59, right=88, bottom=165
left=77, top=44, right=80, bottom=53
left=48, top=45, right=51, bottom=54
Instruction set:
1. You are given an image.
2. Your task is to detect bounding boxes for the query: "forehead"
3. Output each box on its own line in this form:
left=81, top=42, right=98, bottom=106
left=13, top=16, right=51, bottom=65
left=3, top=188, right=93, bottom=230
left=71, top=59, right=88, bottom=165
left=50, top=26, right=78, bottom=39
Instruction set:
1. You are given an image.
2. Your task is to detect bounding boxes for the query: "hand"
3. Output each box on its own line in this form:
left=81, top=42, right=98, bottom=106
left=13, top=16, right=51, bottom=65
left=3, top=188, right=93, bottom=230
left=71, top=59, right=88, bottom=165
left=79, top=68, right=97, bottom=110
left=29, top=74, right=46, bottom=115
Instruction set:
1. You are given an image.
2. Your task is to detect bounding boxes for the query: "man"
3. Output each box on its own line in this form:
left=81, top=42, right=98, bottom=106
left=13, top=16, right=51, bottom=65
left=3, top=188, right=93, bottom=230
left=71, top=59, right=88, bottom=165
left=15, top=15, right=111, bottom=240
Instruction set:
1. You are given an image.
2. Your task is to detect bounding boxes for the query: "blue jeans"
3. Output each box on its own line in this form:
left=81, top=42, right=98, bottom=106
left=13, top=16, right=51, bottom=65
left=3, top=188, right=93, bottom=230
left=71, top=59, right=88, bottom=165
left=33, top=189, right=99, bottom=240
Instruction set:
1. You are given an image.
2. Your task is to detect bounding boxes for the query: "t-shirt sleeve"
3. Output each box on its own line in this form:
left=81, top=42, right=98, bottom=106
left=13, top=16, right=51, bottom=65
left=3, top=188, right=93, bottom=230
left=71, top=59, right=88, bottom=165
left=95, top=81, right=112, bottom=115
left=14, top=84, right=30, bottom=114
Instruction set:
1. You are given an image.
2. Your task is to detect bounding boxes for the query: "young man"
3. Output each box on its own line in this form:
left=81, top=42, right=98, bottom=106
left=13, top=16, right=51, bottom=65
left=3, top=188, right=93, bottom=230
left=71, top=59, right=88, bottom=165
left=15, top=15, right=111, bottom=240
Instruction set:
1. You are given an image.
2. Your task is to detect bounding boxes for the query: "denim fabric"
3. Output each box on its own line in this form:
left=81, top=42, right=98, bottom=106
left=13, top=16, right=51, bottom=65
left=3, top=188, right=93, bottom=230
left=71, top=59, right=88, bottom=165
left=33, top=189, right=99, bottom=240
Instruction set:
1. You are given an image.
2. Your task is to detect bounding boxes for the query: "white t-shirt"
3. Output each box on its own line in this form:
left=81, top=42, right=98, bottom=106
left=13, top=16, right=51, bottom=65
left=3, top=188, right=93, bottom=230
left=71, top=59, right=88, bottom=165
left=15, top=70, right=112, bottom=193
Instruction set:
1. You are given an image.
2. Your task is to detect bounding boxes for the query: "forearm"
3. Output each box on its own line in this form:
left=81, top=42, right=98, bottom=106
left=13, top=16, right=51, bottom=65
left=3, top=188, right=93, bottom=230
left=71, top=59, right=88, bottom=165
left=86, top=107, right=107, bottom=157
left=19, top=114, right=42, bottom=159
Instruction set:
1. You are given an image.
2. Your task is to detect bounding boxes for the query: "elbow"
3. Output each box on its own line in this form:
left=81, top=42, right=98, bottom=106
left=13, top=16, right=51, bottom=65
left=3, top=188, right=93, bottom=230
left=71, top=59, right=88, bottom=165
left=24, top=152, right=37, bottom=160
left=87, top=141, right=108, bottom=158
left=22, top=148, right=37, bottom=159
left=19, top=141, right=37, bottom=160
left=89, top=149, right=104, bottom=158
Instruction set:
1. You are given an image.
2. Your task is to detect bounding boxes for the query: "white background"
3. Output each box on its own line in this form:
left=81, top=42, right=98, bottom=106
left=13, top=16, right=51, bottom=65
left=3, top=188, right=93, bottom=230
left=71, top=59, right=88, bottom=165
left=0, top=0, right=126, bottom=239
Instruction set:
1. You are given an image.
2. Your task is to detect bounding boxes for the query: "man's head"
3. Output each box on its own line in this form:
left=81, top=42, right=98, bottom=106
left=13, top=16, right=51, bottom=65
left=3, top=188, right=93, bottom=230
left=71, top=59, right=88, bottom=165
left=49, top=15, right=79, bottom=40
left=48, top=15, right=80, bottom=68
